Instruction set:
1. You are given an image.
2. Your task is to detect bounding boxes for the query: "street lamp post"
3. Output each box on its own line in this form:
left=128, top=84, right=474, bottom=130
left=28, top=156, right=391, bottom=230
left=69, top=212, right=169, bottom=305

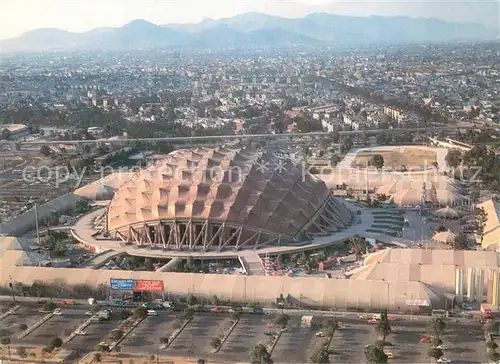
left=8, top=276, right=15, bottom=304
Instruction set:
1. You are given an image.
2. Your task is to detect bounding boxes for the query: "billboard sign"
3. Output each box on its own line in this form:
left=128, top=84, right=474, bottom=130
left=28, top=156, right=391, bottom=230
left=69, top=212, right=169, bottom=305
left=110, top=278, right=136, bottom=291
left=133, top=280, right=164, bottom=292
left=406, top=299, right=429, bottom=306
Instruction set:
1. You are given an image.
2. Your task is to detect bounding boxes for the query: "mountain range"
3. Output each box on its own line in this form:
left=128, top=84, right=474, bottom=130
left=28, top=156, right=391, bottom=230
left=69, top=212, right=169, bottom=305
left=1, top=12, right=496, bottom=53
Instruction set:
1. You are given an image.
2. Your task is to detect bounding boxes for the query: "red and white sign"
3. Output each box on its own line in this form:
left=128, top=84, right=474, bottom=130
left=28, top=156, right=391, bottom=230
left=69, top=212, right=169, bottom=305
left=133, top=280, right=164, bottom=292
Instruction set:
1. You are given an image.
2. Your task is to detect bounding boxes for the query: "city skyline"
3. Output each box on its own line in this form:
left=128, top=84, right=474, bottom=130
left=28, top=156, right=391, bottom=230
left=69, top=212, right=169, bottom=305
left=1, top=0, right=498, bottom=40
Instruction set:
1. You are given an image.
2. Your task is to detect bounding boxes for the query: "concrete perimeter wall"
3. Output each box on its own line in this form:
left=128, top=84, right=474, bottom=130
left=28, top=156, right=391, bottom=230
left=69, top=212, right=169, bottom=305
left=0, top=264, right=441, bottom=311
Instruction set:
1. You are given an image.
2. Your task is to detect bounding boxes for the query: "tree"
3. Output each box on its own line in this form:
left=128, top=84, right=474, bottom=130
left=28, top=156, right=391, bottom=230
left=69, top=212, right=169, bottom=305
left=133, top=307, right=148, bottom=319
left=197, top=360, right=206, bottom=364
left=370, top=154, right=384, bottom=170
left=250, top=343, right=273, bottom=364
left=182, top=307, right=195, bottom=320
left=1, top=337, right=11, bottom=361
left=348, top=237, right=366, bottom=259
left=322, top=318, right=338, bottom=336
left=427, top=347, right=443, bottom=361
left=1, top=338, right=10, bottom=345
left=40, top=145, right=52, bottom=157
left=427, top=318, right=446, bottom=339
left=1, top=128, right=11, bottom=140
left=75, top=200, right=91, bottom=214
left=474, top=207, right=488, bottom=244
left=375, top=318, right=391, bottom=342
left=488, top=350, right=500, bottom=362
left=364, top=345, right=388, bottom=363
left=16, top=346, right=28, bottom=358
left=159, top=337, right=169, bottom=345
left=445, top=149, right=462, bottom=169
left=340, top=137, right=353, bottom=154
left=19, top=323, right=28, bottom=330
left=186, top=294, right=197, bottom=305
left=310, top=348, right=330, bottom=363
left=108, top=329, right=124, bottom=340
left=51, top=336, right=63, bottom=348
left=486, top=320, right=500, bottom=334
left=329, top=154, right=341, bottom=167
left=431, top=337, right=443, bottom=347
left=451, top=233, right=469, bottom=250
left=43, top=301, right=57, bottom=312
left=211, top=337, right=222, bottom=349
left=486, top=341, right=498, bottom=350
left=273, top=314, right=290, bottom=327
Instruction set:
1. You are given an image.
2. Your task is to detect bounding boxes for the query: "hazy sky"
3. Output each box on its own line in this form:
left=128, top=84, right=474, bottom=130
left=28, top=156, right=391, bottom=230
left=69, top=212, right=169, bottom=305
left=1, top=0, right=498, bottom=39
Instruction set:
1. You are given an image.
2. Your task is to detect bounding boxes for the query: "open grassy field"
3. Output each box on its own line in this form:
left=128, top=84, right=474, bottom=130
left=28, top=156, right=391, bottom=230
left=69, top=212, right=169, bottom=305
left=353, top=147, right=437, bottom=169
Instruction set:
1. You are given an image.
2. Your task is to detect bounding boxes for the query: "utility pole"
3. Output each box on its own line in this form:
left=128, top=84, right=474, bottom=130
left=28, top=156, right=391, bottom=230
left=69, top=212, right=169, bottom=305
left=8, top=275, right=15, bottom=303
left=34, top=203, right=40, bottom=246
left=365, top=160, right=369, bottom=199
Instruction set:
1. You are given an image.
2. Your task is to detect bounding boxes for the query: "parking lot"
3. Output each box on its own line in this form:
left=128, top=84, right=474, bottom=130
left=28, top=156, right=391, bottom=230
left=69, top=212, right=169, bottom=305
left=23, top=308, right=88, bottom=345
left=65, top=316, right=122, bottom=356
left=0, top=302, right=490, bottom=363
left=272, top=324, right=320, bottom=363
left=218, top=314, right=270, bottom=362
left=168, top=313, right=229, bottom=358
left=120, top=311, right=179, bottom=355
left=0, top=306, right=43, bottom=343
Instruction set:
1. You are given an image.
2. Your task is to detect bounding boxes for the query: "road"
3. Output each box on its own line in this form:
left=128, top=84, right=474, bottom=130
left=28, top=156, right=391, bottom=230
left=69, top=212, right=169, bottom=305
left=0, top=126, right=478, bottom=148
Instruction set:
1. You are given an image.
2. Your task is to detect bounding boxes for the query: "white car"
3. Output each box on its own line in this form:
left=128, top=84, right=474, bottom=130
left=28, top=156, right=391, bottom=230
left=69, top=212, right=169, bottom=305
left=85, top=311, right=93, bottom=316
left=316, top=332, right=326, bottom=337
left=75, top=330, right=86, bottom=335
left=53, top=309, right=63, bottom=316
left=437, top=344, right=450, bottom=350
left=437, top=358, right=452, bottom=363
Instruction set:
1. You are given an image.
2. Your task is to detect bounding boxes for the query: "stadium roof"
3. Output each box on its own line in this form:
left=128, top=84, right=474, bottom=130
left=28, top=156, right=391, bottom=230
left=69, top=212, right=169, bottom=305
left=107, top=146, right=342, bottom=245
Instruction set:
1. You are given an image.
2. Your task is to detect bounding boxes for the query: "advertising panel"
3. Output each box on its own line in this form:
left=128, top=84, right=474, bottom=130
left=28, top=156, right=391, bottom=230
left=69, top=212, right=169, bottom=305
left=110, top=278, right=136, bottom=291
left=133, top=279, right=164, bottom=292
left=406, top=299, right=429, bottom=306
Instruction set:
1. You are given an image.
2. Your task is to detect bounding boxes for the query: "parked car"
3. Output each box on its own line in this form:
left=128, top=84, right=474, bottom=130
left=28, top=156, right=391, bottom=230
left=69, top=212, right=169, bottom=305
left=419, top=336, right=430, bottom=343
left=85, top=311, right=93, bottom=316
left=316, top=332, right=327, bottom=337
left=359, top=314, right=369, bottom=319
left=437, top=345, right=450, bottom=350
left=210, top=307, right=223, bottom=313
left=147, top=310, right=158, bottom=316
left=90, top=316, right=103, bottom=323
left=367, top=319, right=378, bottom=324
left=437, top=358, right=452, bottom=363
left=337, top=325, right=348, bottom=329
left=53, top=308, right=63, bottom=316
